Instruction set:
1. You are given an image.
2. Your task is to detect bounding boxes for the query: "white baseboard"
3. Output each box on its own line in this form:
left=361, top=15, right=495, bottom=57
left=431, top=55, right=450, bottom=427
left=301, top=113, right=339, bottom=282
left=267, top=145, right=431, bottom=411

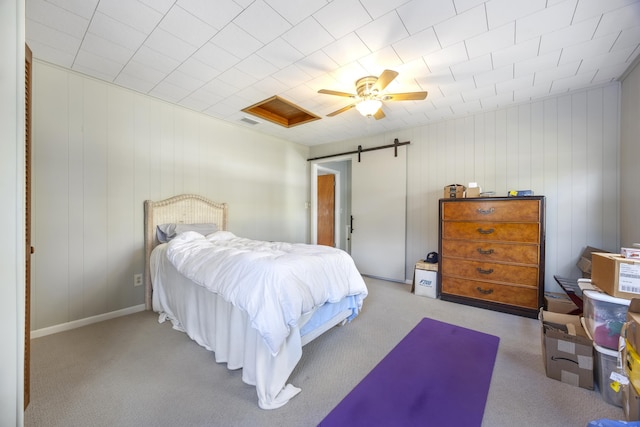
left=30, top=304, right=146, bottom=339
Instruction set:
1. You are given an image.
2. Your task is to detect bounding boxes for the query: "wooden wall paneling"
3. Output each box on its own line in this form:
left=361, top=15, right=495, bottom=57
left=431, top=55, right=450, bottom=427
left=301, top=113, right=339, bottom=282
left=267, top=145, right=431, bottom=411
left=33, top=65, right=70, bottom=328
left=82, top=79, right=109, bottom=319
left=67, top=72, right=85, bottom=322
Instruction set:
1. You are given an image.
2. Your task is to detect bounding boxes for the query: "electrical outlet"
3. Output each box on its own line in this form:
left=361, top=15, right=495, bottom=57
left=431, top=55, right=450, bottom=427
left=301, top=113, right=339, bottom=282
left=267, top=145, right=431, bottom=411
left=134, top=273, right=143, bottom=287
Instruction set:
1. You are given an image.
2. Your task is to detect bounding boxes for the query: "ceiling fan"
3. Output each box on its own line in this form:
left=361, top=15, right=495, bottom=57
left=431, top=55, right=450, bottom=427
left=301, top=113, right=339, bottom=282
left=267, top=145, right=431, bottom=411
left=318, top=69, right=428, bottom=120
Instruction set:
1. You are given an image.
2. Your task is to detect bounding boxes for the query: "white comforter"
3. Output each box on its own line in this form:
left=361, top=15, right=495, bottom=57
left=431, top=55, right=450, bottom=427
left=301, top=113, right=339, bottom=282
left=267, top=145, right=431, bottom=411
left=165, top=230, right=368, bottom=355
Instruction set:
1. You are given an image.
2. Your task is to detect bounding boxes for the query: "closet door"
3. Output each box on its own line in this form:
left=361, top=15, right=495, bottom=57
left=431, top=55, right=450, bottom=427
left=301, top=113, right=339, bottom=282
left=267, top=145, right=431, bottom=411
left=350, top=146, right=406, bottom=282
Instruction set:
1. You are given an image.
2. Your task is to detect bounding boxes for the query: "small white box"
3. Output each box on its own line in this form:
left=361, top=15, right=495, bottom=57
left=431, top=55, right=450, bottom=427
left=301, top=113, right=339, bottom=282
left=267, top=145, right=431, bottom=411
left=414, top=269, right=437, bottom=298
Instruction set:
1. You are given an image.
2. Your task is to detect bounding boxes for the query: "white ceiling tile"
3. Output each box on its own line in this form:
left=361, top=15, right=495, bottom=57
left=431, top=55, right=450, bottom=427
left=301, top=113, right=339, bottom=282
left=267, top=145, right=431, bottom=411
left=392, top=28, right=440, bottom=63
left=360, top=0, right=412, bottom=19
left=178, top=96, right=213, bottom=112
left=96, top=0, right=163, bottom=34
left=177, top=0, right=243, bottom=29
left=88, top=12, right=148, bottom=50
left=216, top=67, right=259, bottom=90
left=466, top=22, right=514, bottom=59
left=580, top=46, right=638, bottom=73
left=81, top=33, right=133, bottom=64
left=272, top=64, right=313, bottom=87
left=515, top=50, right=561, bottom=77
left=450, top=54, right=493, bottom=80
left=27, top=0, right=89, bottom=38
left=211, top=23, right=263, bottom=59
left=46, top=0, right=99, bottom=20
left=158, top=6, right=217, bottom=47
left=130, top=46, right=180, bottom=74
left=480, top=92, right=516, bottom=109
left=495, top=73, right=533, bottom=93
left=114, top=72, right=158, bottom=93
left=175, top=57, right=221, bottom=82
left=357, top=12, right=409, bottom=52
left=139, top=0, right=175, bottom=15
left=145, top=28, right=199, bottom=63
left=323, top=33, right=371, bottom=66
left=461, top=85, right=496, bottom=101
left=313, top=0, right=372, bottom=39
left=296, top=50, right=339, bottom=78
left=559, top=34, right=618, bottom=65
left=396, top=0, right=456, bottom=35
left=234, top=0, right=292, bottom=44
left=612, top=26, right=640, bottom=52
left=26, top=19, right=82, bottom=56
left=439, top=78, right=477, bottom=97
left=150, top=80, right=192, bottom=103
left=235, top=54, right=279, bottom=80
left=282, top=17, right=335, bottom=55
left=491, top=37, right=540, bottom=68
left=573, top=0, right=639, bottom=24
left=73, top=49, right=121, bottom=80
left=593, top=61, right=634, bottom=83
left=454, top=0, right=487, bottom=13
left=423, top=42, right=468, bottom=72
left=513, top=82, right=551, bottom=101
left=192, top=42, right=240, bottom=72
left=118, top=60, right=166, bottom=87
left=266, top=0, right=328, bottom=25
left=534, top=60, right=581, bottom=84
left=434, top=5, right=487, bottom=48
left=255, top=76, right=290, bottom=96
left=473, top=63, right=514, bottom=87
left=73, top=63, right=118, bottom=82
left=594, top=3, right=640, bottom=38
left=200, top=78, right=238, bottom=100
left=515, top=0, right=576, bottom=44
left=163, top=69, right=206, bottom=92
left=539, top=17, right=599, bottom=54
left=357, top=47, right=403, bottom=75
left=550, top=70, right=597, bottom=92
left=485, top=0, right=545, bottom=29
left=255, top=38, right=303, bottom=70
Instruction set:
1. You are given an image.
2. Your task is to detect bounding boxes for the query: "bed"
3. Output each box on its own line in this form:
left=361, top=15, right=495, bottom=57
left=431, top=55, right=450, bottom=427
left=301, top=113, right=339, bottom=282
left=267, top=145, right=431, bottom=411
left=143, top=194, right=368, bottom=409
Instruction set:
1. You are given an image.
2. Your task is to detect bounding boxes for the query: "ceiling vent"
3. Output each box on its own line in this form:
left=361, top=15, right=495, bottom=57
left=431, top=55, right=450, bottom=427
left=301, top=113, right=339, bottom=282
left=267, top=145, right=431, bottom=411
left=240, top=117, right=260, bottom=125
left=242, top=96, right=321, bottom=128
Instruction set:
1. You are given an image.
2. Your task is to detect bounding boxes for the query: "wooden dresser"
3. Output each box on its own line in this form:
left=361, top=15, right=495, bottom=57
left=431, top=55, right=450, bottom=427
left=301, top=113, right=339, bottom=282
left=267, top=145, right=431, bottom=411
left=438, top=196, right=545, bottom=318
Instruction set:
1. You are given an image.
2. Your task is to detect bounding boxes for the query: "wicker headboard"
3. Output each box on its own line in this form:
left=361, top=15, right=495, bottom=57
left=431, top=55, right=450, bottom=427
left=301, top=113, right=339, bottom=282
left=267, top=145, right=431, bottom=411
left=143, top=194, right=228, bottom=310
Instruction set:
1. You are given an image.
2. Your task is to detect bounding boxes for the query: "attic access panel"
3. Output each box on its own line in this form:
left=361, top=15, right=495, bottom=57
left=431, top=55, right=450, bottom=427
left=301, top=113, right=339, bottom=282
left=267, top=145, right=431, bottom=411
left=242, top=96, right=321, bottom=128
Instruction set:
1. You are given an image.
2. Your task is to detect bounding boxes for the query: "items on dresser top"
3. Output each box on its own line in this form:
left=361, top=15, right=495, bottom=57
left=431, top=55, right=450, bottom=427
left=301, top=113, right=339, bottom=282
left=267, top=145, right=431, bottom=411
left=438, top=196, right=545, bottom=318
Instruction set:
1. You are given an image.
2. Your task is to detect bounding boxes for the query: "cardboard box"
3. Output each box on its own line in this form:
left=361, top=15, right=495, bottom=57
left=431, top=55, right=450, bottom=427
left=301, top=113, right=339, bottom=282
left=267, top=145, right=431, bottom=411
left=465, top=187, right=481, bottom=198
left=443, top=184, right=465, bottom=199
left=577, top=246, right=608, bottom=278
left=413, top=262, right=438, bottom=298
left=592, top=253, right=640, bottom=299
left=544, top=292, right=579, bottom=314
left=540, top=308, right=594, bottom=390
left=623, top=382, right=640, bottom=421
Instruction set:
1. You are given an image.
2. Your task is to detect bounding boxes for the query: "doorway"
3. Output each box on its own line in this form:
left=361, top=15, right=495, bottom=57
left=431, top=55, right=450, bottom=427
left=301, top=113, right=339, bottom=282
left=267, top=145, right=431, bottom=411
left=311, top=163, right=345, bottom=250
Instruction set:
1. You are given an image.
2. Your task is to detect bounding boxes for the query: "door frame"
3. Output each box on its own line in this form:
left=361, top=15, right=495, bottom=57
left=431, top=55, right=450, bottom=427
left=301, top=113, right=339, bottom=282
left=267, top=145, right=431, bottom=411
left=310, top=159, right=347, bottom=250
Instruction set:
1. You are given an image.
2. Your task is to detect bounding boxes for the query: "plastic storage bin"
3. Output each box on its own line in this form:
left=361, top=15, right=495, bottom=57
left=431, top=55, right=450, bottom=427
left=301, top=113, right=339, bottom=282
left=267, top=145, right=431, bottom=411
left=594, top=343, right=623, bottom=407
left=583, top=289, right=630, bottom=350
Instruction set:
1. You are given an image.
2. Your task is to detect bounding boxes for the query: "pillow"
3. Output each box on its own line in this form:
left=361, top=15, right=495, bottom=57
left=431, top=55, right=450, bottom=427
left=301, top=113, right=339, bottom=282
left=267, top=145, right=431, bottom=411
left=206, top=230, right=236, bottom=241
left=156, top=223, right=218, bottom=243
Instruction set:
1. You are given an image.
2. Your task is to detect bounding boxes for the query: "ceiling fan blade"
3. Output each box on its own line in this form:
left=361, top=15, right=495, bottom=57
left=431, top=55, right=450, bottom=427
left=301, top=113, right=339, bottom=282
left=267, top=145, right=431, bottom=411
left=373, top=69, right=399, bottom=92
left=373, top=108, right=385, bottom=120
left=327, top=104, right=356, bottom=117
left=318, top=89, right=356, bottom=98
left=383, top=91, right=428, bottom=101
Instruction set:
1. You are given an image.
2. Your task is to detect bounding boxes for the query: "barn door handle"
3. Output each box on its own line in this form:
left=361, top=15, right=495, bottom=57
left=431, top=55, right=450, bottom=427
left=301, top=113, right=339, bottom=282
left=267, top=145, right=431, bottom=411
left=350, top=215, right=354, bottom=233
left=477, top=248, right=494, bottom=255
left=476, top=228, right=495, bottom=234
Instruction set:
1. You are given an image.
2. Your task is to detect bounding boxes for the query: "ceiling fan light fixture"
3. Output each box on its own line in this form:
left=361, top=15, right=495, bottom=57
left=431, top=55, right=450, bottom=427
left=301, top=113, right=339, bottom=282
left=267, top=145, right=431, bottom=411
left=356, top=99, right=382, bottom=117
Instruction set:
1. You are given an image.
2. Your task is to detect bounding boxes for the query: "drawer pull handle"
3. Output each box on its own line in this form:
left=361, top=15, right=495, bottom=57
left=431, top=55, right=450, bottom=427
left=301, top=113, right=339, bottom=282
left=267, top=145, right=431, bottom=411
left=476, top=228, right=495, bottom=234
left=476, top=287, right=494, bottom=295
left=477, top=248, right=494, bottom=255
left=476, top=267, right=494, bottom=274
left=476, top=207, right=495, bottom=215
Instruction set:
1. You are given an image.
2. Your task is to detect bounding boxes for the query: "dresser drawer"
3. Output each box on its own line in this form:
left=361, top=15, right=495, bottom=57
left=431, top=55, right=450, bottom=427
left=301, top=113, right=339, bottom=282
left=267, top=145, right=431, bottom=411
left=441, top=239, right=539, bottom=265
left=442, top=199, right=540, bottom=222
left=441, top=276, right=539, bottom=309
left=441, top=257, right=539, bottom=286
left=442, top=221, right=540, bottom=243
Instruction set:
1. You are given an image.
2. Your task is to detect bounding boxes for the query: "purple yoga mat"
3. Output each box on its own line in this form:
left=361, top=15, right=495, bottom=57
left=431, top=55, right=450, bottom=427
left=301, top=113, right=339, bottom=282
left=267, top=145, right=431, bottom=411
left=318, top=317, right=500, bottom=427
